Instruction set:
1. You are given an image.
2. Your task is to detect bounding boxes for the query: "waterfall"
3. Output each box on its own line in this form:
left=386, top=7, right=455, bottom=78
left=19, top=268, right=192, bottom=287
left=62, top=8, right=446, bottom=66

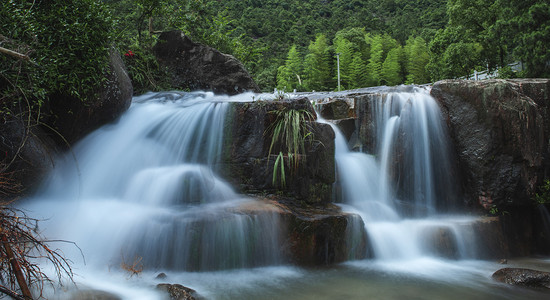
left=323, top=87, right=473, bottom=261
left=24, top=91, right=281, bottom=271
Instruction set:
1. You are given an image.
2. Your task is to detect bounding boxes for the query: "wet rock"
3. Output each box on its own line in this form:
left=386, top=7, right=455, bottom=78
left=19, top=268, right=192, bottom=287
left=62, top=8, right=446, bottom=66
left=0, top=114, right=58, bottom=196
left=156, top=283, right=197, bottom=300
left=221, top=98, right=335, bottom=204
left=468, top=217, right=509, bottom=259
left=331, top=118, right=356, bottom=145
left=233, top=199, right=369, bottom=266
left=153, top=31, right=259, bottom=95
left=47, top=47, right=133, bottom=145
left=275, top=201, right=369, bottom=265
left=431, top=79, right=550, bottom=211
left=155, top=272, right=167, bottom=279
left=421, top=226, right=460, bottom=259
left=316, top=98, right=355, bottom=120
left=493, top=268, right=550, bottom=289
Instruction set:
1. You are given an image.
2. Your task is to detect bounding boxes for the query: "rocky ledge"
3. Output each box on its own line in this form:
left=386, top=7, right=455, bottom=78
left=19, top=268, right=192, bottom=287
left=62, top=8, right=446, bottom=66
left=431, top=79, right=550, bottom=211
left=230, top=198, right=368, bottom=266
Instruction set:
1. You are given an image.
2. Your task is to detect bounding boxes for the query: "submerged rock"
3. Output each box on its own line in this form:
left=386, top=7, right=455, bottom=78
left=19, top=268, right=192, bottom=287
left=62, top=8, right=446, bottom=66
left=275, top=200, right=369, bottom=265
left=493, top=268, right=550, bottom=289
left=232, top=199, right=369, bottom=266
left=156, top=283, right=197, bottom=300
left=153, top=30, right=259, bottom=95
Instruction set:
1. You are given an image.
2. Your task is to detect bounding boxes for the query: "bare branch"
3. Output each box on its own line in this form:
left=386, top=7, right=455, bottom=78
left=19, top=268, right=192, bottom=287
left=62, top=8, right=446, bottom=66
left=0, top=46, right=30, bottom=61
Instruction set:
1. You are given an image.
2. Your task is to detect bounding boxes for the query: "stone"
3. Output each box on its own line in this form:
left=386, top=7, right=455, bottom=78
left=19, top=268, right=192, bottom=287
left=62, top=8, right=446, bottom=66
left=231, top=199, right=369, bottom=266
left=0, top=114, right=58, bottom=197
left=431, top=79, right=550, bottom=211
left=493, top=268, right=550, bottom=289
left=153, top=31, right=259, bottom=95
left=156, top=283, right=197, bottom=300
left=274, top=200, right=369, bottom=265
left=46, top=47, right=133, bottom=145
left=317, top=98, right=355, bottom=120
left=220, top=97, right=335, bottom=204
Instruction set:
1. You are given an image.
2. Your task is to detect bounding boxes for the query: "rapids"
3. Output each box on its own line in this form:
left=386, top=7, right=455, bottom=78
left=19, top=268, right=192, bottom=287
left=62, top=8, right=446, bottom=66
left=19, top=89, right=550, bottom=299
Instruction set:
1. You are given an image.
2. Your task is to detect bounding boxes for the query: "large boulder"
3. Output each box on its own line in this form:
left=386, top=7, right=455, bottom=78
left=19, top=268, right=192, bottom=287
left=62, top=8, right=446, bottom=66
left=220, top=98, right=335, bottom=204
left=46, top=48, right=133, bottom=145
left=431, top=79, right=550, bottom=211
left=493, top=268, right=550, bottom=289
left=230, top=199, right=368, bottom=266
left=153, top=31, right=260, bottom=95
left=0, top=114, right=57, bottom=197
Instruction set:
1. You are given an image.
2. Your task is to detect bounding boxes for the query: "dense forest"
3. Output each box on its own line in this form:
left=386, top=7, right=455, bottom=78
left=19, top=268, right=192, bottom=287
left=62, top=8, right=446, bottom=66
left=1, top=0, right=549, bottom=101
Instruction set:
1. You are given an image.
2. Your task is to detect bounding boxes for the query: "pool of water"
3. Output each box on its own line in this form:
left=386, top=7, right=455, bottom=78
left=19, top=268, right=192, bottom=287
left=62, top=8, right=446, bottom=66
left=54, top=258, right=550, bottom=300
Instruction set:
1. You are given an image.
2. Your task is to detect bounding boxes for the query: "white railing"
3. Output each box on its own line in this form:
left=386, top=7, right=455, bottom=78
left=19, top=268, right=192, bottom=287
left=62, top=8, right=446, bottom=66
left=458, top=62, right=523, bottom=80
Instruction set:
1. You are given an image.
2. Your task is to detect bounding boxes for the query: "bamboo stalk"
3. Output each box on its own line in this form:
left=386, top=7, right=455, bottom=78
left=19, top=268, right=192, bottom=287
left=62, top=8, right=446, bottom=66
left=0, top=47, right=30, bottom=61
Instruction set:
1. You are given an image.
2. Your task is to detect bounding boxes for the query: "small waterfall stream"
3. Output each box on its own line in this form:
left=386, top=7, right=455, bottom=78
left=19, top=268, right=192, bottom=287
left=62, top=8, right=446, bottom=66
left=18, top=88, right=550, bottom=299
left=322, top=87, right=476, bottom=261
left=25, top=91, right=281, bottom=273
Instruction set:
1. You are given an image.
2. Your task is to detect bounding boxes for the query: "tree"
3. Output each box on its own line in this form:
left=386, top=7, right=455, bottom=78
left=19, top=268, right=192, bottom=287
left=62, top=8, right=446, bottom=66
left=333, top=38, right=355, bottom=89
left=405, top=37, right=430, bottom=84
left=382, top=46, right=404, bottom=86
left=503, top=0, right=550, bottom=77
left=277, top=45, right=303, bottom=91
left=366, top=34, right=384, bottom=86
left=351, top=53, right=369, bottom=89
left=303, top=34, right=333, bottom=91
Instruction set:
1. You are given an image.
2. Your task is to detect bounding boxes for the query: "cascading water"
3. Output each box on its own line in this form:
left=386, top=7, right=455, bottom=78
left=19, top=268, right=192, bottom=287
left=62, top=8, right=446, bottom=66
left=324, top=86, right=474, bottom=261
left=18, top=88, right=550, bottom=300
left=24, top=91, right=281, bottom=273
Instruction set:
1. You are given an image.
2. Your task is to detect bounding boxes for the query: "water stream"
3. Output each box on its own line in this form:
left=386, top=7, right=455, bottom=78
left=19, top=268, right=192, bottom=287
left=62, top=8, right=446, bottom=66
left=20, top=89, right=550, bottom=299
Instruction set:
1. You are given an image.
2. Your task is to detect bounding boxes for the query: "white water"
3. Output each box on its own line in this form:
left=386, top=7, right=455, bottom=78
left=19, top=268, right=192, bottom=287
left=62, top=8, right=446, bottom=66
left=22, top=91, right=285, bottom=298
left=321, top=86, right=476, bottom=261
left=18, top=88, right=546, bottom=299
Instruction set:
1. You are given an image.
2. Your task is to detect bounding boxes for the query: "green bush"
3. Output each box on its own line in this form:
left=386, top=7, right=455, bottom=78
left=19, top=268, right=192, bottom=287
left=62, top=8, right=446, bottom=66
left=0, top=0, right=115, bottom=112
left=534, top=179, right=550, bottom=205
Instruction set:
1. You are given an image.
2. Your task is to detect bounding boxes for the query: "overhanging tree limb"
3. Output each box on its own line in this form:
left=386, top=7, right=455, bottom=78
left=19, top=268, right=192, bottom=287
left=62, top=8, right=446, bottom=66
left=0, top=46, right=30, bottom=61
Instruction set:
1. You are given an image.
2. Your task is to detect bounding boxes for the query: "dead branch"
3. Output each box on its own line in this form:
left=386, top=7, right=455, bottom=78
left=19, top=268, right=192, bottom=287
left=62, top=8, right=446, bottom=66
left=0, top=204, right=75, bottom=299
left=0, top=47, right=30, bottom=61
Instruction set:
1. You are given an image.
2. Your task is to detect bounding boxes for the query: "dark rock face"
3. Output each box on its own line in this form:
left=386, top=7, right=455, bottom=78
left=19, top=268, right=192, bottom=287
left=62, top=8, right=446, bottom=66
left=153, top=31, right=260, bottom=95
left=431, top=79, right=550, bottom=211
left=0, top=114, right=58, bottom=197
left=47, top=48, right=133, bottom=145
left=493, top=268, right=550, bottom=289
left=277, top=201, right=368, bottom=265
left=233, top=199, right=368, bottom=266
left=221, top=98, right=335, bottom=204
left=316, top=98, right=355, bottom=120
left=156, top=283, right=197, bottom=300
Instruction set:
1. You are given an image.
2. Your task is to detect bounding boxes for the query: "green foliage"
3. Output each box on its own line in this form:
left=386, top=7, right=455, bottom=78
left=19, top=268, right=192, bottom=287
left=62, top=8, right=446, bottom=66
left=276, top=45, right=304, bottom=91
left=382, top=46, right=404, bottom=86
left=405, top=37, right=430, bottom=84
left=266, top=108, right=314, bottom=187
left=1, top=0, right=114, bottom=111
left=303, top=35, right=333, bottom=91
left=333, top=38, right=355, bottom=89
left=534, top=179, right=550, bottom=204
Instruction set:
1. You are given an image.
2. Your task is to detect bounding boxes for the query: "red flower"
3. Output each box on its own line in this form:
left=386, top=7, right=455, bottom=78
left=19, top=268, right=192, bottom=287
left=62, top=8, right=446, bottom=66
left=124, top=50, right=135, bottom=57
